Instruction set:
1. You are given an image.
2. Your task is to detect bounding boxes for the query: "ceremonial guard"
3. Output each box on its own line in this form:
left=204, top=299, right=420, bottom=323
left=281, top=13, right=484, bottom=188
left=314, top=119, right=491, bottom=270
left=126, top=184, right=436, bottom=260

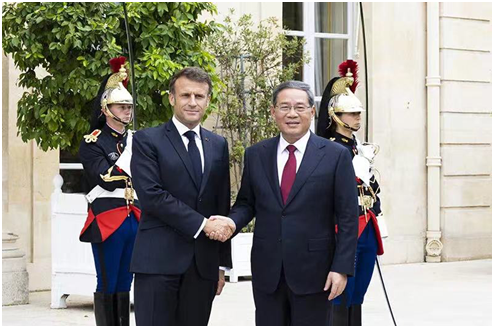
left=79, top=57, right=140, bottom=326
left=316, top=60, right=384, bottom=326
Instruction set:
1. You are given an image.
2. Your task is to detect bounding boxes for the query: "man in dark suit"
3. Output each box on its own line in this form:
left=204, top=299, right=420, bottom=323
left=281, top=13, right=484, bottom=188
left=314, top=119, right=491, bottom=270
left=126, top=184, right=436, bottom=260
left=211, top=81, right=359, bottom=325
left=130, top=67, right=235, bottom=326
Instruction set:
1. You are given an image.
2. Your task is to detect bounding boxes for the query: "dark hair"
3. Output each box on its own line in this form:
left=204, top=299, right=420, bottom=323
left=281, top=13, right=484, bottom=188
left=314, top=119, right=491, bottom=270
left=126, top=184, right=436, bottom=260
left=272, top=80, right=315, bottom=107
left=169, top=67, right=212, bottom=95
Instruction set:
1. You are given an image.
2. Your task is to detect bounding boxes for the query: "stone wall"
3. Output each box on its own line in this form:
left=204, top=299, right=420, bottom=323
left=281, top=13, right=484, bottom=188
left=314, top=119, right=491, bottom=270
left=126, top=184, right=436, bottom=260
left=439, top=2, right=492, bottom=261
left=368, top=3, right=428, bottom=264
left=2, top=54, right=59, bottom=291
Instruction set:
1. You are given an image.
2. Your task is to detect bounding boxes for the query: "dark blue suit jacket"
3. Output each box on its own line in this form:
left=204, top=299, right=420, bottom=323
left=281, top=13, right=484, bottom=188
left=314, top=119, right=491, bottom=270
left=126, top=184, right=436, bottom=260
left=129, top=120, right=232, bottom=281
left=230, top=133, right=358, bottom=295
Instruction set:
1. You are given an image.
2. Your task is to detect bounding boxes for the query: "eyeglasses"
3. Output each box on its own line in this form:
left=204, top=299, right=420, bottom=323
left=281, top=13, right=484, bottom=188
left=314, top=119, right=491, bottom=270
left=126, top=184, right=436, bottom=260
left=276, top=104, right=313, bottom=113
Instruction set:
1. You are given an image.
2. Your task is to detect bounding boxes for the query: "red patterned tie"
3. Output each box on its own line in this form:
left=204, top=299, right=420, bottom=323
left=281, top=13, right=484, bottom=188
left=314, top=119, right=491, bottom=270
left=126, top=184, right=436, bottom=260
left=281, top=145, right=297, bottom=205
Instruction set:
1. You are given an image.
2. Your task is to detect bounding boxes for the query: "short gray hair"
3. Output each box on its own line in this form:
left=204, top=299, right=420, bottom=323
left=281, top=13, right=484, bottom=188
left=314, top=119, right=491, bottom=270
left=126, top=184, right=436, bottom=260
left=272, top=81, right=315, bottom=107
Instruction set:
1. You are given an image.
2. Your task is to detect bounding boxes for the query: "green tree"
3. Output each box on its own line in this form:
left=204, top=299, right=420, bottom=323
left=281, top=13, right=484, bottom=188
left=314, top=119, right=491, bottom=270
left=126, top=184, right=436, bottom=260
left=2, top=2, right=220, bottom=153
left=208, top=10, right=309, bottom=192
left=206, top=11, right=309, bottom=232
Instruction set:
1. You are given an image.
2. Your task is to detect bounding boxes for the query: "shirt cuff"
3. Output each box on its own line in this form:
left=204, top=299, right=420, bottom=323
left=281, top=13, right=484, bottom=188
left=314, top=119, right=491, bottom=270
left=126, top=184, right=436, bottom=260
left=219, top=266, right=231, bottom=271
left=194, top=218, right=207, bottom=239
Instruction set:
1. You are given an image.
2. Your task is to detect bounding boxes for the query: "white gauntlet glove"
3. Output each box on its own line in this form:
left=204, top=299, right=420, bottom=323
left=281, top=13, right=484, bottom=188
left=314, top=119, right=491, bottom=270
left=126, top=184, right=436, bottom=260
left=115, top=130, right=134, bottom=177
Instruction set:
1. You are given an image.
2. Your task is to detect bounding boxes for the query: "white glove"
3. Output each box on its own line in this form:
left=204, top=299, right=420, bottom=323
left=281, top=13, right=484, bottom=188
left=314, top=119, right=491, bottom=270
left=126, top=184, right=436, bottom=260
left=115, top=131, right=133, bottom=177
left=352, top=154, right=371, bottom=186
left=377, top=213, right=389, bottom=239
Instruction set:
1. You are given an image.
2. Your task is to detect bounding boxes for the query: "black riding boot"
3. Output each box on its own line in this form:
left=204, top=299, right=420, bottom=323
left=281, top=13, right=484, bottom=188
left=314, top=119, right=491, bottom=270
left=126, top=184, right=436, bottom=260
left=115, top=292, right=130, bottom=326
left=349, top=304, right=362, bottom=326
left=94, top=292, right=116, bottom=326
left=331, top=304, right=350, bottom=326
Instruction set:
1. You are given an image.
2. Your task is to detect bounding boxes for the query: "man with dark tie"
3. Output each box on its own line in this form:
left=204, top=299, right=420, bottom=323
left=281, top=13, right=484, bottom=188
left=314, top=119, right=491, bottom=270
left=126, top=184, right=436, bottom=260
left=130, top=67, right=235, bottom=325
left=211, top=81, right=359, bottom=325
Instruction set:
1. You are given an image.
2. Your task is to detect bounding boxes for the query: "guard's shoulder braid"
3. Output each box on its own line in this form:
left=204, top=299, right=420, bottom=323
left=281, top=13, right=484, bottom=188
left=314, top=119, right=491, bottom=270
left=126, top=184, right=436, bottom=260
left=84, top=129, right=102, bottom=143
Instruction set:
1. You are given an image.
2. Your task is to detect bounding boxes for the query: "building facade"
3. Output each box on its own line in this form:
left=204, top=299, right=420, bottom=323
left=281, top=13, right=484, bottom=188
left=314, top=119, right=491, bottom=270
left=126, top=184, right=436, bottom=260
left=2, top=2, right=492, bottom=291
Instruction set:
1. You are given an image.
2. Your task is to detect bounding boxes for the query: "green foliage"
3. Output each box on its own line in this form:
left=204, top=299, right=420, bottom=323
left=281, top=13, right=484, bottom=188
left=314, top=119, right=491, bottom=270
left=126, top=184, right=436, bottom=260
left=2, top=2, right=220, bottom=152
left=207, top=10, right=309, bottom=233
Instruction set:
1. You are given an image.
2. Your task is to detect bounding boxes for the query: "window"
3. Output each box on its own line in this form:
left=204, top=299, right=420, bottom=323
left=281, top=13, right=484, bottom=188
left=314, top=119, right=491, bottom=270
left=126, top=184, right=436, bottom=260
left=283, top=2, right=356, bottom=130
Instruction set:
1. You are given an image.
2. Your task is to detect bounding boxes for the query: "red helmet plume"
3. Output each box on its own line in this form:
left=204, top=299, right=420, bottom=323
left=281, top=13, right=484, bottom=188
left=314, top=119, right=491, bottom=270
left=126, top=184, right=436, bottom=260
left=109, top=56, right=128, bottom=88
left=338, top=59, right=359, bottom=93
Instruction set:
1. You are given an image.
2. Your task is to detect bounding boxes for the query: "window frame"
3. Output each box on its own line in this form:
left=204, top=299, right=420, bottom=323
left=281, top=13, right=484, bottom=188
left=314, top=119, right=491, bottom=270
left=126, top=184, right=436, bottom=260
left=284, top=2, right=357, bottom=130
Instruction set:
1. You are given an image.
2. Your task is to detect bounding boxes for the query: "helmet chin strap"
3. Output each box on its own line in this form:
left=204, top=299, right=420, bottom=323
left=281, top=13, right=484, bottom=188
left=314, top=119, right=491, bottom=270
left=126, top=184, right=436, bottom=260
left=329, top=108, right=360, bottom=132
left=103, top=104, right=133, bottom=127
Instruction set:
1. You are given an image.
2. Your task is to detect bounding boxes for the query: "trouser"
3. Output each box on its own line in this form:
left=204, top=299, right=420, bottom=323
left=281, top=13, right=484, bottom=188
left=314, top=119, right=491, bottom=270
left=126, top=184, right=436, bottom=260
left=334, top=222, right=378, bottom=307
left=91, top=213, right=139, bottom=294
left=134, top=259, right=218, bottom=326
left=92, top=213, right=138, bottom=326
left=253, top=268, right=332, bottom=326
left=331, top=222, right=378, bottom=326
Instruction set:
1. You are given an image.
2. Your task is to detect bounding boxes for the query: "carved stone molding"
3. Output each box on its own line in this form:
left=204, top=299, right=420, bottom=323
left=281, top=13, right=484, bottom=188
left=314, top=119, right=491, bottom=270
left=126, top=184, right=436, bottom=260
left=425, top=237, right=443, bottom=263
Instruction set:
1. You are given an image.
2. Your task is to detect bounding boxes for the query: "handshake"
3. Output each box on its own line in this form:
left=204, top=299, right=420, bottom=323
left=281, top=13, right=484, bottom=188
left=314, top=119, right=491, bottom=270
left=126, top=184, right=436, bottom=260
left=203, top=215, right=236, bottom=242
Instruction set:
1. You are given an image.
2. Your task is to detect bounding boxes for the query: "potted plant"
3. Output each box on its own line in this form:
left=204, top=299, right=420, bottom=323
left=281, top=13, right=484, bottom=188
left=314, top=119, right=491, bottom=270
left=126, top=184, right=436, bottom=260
left=207, top=10, right=308, bottom=282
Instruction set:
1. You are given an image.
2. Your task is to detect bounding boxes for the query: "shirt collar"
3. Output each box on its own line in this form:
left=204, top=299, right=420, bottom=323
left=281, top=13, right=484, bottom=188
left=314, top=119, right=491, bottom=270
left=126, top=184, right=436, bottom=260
left=172, top=115, right=201, bottom=139
left=278, top=129, right=311, bottom=154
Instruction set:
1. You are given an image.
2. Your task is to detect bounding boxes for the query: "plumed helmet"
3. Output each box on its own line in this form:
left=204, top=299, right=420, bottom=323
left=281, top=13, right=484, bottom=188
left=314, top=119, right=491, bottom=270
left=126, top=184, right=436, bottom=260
left=89, top=57, right=133, bottom=131
left=100, top=56, right=133, bottom=108
left=316, top=59, right=364, bottom=136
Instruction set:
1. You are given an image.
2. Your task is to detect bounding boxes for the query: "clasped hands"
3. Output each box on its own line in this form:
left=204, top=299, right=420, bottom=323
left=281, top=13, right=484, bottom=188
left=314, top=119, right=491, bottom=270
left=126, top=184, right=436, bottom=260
left=203, top=215, right=236, bottom=242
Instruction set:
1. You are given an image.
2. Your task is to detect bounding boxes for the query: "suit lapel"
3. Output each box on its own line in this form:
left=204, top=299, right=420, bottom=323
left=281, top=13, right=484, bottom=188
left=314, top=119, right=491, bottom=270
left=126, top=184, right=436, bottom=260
left=284, top=134, right=326, bottom=208
left=199, top=127, right=212, bottom=196
left=260, top=136, right=283, bottom=208
left=164, top=120, right=200, bottom=190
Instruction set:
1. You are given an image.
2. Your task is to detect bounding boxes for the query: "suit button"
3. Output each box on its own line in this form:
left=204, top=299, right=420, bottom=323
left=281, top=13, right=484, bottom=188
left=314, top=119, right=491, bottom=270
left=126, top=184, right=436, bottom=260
left=199, top=198, right=202, bottom=202
left=278, top=238, right=282, bottom=242
left=281, top=216, right=285, bottom=219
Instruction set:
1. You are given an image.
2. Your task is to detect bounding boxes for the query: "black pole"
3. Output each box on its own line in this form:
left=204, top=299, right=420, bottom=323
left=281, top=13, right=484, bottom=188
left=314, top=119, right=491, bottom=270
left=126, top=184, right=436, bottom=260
left=359, top=2, right=369, bottom=142
left=122, top=2, right=137, bottom=130
left=376, top=258, right=398, bottom=326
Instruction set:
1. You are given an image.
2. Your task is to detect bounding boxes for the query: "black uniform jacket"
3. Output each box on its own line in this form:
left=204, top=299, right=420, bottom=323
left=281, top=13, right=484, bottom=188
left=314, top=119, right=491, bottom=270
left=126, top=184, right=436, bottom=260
left=79, top=124, right=141, bottom=243
left=229, top=133, right=359, bottom=295
left=129, top=120, right=232, bottom=281
left=330, top=132, right=381, bottom=217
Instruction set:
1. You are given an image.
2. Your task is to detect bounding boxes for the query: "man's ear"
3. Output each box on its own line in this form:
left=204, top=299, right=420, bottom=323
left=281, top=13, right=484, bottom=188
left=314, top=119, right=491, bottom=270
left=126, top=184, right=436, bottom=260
left=168, top=92, right=175, bottom=106
left=270, top=105, right=276, bottom=119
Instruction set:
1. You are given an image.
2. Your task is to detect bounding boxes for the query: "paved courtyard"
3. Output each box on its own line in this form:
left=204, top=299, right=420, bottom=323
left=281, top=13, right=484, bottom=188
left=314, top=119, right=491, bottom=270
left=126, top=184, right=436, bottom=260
left=2, top=259, right=492, bottom=326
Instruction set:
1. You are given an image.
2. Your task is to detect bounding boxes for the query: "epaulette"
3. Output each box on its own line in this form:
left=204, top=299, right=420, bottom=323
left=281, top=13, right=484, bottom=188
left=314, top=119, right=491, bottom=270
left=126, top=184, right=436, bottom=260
left=84, top=129, right=102, bottom=143
left=329, top=137, right=336, bottom=141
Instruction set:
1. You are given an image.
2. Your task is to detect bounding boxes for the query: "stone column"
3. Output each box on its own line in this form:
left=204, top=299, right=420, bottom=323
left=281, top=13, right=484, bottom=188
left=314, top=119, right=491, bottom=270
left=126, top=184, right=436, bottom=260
left=2, top=230, right=29, bottom=305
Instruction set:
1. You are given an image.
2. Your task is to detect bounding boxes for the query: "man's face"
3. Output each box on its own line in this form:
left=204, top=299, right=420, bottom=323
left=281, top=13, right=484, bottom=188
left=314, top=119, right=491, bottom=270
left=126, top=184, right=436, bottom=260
left=169, top=76, right=210, bottom=129
left=339, top=112, right=361, bottom=131
left=105, top=103, right=133, bottom=124
left=271, top=88, right=315, bottom=143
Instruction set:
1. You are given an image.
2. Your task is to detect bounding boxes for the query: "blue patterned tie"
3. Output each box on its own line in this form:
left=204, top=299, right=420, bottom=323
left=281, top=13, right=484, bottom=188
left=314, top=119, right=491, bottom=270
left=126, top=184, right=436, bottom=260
left=184, top=131, right=202, bottom=187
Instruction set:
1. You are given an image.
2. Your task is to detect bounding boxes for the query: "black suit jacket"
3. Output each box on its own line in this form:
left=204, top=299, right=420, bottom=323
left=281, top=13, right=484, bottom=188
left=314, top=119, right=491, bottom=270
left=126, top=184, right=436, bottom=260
left=230, top=133, right=358, bottom=295
left=129, top=120, right=232, bottom=281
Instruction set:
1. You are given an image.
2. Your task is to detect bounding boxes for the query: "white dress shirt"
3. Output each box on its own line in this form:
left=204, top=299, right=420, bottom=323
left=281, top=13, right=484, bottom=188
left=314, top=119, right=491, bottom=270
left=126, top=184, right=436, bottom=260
left=172, top=116, right=206, bottom=239
left=276, top=130, right=311, bottom=186
left=172, top=116, right=205, bottom=173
